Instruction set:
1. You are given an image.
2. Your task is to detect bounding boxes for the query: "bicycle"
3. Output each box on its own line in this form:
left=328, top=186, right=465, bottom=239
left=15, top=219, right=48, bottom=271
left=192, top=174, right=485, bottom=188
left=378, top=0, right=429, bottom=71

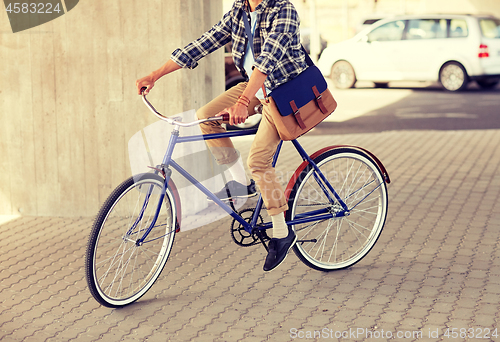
left=85, top=92, right=391, bottom=308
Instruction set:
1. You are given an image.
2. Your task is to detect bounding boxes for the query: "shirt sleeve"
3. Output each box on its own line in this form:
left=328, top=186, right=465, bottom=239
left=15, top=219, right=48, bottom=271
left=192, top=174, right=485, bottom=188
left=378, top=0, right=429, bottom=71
left=171, top=10, right=233, bottom=69
left=253, top=3, right=300, bottom=76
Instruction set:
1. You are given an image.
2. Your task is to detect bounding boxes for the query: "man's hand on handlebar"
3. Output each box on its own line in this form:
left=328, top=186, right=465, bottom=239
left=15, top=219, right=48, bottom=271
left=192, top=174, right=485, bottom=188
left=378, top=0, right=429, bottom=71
left=218, top=102, right=249, bottom=126
left=136, top=74, right=155, bottom=95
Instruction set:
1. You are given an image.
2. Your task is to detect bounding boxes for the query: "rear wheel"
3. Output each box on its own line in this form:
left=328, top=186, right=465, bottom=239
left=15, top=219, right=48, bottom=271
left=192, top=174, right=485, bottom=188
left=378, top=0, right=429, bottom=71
left=286, top=148, right=388, bottom=271
left=440, top=62, right=468, bottom=91
left=331, top=61, right=356, bottom=89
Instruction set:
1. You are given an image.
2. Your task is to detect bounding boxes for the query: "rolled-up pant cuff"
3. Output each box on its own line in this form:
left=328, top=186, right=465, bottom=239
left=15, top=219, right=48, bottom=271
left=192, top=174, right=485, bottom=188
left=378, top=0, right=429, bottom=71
left=266, top=204, right=288, bottom=217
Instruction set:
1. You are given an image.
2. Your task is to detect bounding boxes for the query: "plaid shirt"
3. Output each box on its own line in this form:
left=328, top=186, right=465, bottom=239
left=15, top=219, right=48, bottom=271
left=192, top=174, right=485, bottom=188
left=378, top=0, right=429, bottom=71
left=171, top=0, right=307, bottom=91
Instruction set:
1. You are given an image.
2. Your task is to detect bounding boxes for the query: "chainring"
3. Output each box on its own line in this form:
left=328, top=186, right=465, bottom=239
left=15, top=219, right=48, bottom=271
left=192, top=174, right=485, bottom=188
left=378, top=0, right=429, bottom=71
left=230, top=208, right=270, bottom=247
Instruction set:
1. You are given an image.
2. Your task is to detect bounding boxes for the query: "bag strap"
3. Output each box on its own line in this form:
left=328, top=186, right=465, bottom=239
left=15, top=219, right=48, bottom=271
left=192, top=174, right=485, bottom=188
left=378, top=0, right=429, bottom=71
left=312, top=85, right=328, bottom=114
left=289, top=100, right=307, bottom=129
left=242, top=10, right=268, bottom=100
left=242, top=11, right=255, bottom=60
left=243, top=10, right=313, bottom=66
left=242, top=10, right=314, bottom=101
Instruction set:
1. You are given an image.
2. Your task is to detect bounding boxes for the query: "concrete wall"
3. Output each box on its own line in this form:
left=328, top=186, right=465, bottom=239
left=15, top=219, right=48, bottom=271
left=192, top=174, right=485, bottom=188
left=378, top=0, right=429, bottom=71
left=0, top=0, right=224, bottom=216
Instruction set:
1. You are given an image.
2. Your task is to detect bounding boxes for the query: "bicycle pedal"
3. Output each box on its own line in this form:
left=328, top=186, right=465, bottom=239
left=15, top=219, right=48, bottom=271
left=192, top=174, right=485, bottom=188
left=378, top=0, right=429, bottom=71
left=297, top=239, right=317, bottom=244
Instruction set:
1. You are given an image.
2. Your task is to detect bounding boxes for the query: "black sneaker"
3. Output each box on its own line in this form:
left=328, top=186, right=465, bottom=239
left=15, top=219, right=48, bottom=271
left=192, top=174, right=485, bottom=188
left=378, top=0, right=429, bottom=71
left=263, top=228, right=297, bottom=272
left=209, top=179, right=257, bottom=201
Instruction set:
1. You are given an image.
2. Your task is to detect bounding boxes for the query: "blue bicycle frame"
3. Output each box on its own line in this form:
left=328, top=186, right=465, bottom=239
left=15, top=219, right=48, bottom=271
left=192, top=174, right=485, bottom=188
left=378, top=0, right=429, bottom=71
left=135, top=128, right=349, bottom=245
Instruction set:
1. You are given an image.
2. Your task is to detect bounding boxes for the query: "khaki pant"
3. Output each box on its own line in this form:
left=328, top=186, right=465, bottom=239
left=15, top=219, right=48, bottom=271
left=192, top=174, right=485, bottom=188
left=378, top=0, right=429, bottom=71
left=196, top=82, right=288, bottom=216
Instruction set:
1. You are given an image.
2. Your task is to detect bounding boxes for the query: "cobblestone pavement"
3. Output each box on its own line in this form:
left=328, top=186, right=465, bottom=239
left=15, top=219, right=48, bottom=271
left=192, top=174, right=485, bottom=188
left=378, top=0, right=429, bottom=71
left=1, top=129, right=500, bottom=342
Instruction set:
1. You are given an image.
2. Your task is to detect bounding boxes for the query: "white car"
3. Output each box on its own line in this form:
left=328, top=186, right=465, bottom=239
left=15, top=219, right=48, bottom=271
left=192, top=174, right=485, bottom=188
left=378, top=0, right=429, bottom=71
left=317, top=14, right=500, bottom=91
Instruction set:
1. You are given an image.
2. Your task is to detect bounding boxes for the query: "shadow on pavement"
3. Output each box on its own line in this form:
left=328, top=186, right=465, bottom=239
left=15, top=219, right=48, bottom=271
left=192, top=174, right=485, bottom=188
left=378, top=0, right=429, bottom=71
left=312, top=82, right=500, bottom=135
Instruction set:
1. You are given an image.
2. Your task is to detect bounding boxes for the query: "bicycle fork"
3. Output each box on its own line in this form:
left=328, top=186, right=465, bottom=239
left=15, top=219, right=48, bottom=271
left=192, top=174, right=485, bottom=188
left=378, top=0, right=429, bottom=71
left=125, top=166, right=173, bottom=246
left=130, top=129, right=181, bottom=245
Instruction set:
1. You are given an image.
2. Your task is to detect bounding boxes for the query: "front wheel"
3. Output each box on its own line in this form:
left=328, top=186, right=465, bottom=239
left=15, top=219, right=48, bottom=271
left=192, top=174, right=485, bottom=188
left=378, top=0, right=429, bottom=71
left=85, top=173, right=177, bottom=307
left=440, top=62, right=468, bottom=91
left=286, top=148, right=388, bottom=271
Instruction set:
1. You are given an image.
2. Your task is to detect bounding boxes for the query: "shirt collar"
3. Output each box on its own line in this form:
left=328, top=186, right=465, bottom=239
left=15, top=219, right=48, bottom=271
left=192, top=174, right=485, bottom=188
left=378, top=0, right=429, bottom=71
left=242, top=0, right=274, bottom=13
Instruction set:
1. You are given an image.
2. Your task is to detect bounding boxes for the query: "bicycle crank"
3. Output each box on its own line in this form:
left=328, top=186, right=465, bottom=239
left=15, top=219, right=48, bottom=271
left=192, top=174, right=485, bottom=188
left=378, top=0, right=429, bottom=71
left=230, top=208, right=270, bottom=247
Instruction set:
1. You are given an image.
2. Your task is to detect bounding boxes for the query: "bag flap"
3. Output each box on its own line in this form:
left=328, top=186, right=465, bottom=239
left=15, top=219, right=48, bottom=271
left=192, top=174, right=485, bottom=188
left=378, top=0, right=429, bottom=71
left=269, top=65, right=328, bottom=117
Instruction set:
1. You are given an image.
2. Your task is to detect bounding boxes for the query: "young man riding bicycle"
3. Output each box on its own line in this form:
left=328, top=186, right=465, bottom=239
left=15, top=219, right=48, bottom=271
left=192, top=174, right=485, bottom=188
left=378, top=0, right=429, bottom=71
left=136, top=0, right=308, bottom=271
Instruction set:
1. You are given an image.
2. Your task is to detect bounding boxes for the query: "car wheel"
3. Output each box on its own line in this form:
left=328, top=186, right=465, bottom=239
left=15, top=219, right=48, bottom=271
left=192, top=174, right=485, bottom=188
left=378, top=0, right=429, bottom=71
left=476, top=80, right=499, bottom=89
left=373, top=82, right=389, bottom=88
left=331, top=61, right=356, bottom=89
left=439, top=62, right=468, bottom=91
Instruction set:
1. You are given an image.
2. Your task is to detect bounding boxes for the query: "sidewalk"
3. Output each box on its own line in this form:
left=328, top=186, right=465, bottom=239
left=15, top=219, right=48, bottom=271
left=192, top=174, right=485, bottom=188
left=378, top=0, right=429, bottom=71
left=1, top=129, right=500, bottom=342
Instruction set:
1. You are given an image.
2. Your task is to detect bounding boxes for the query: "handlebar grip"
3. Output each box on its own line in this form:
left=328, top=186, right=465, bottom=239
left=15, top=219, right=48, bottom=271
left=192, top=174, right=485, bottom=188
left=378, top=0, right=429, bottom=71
left=221, top=113, right=230, bottom=122
left=140, top=87, right=148, bottom=95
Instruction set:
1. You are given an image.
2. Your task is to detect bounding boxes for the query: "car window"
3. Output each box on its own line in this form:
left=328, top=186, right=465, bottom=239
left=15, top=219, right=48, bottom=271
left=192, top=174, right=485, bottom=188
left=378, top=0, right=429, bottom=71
left=363, top=19, right=382, bottom=25
left=367, top=20, right=405, bottom=42
left=406, top=19, right=447, bottom=39
left=479, top=18, right=500, bottom=38
left=449, top=19, right=468, bottom=38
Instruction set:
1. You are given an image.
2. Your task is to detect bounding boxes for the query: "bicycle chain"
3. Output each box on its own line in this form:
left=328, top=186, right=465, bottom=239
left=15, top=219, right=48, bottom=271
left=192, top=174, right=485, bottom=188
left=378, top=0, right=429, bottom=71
left=230, top=202, right=338, bottom=247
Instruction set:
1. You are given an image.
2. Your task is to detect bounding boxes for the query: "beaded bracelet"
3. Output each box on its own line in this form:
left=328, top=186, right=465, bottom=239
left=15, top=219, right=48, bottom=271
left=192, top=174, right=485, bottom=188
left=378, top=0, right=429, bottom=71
left=237, top=95, right=250, bottom=107
left=238, top=95, right=250, bottom=104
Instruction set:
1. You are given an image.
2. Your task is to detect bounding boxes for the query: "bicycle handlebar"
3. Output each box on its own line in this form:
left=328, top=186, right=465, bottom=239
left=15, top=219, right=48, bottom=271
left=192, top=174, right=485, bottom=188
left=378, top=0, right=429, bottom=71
left=141, top=88, right=229, bottom=127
